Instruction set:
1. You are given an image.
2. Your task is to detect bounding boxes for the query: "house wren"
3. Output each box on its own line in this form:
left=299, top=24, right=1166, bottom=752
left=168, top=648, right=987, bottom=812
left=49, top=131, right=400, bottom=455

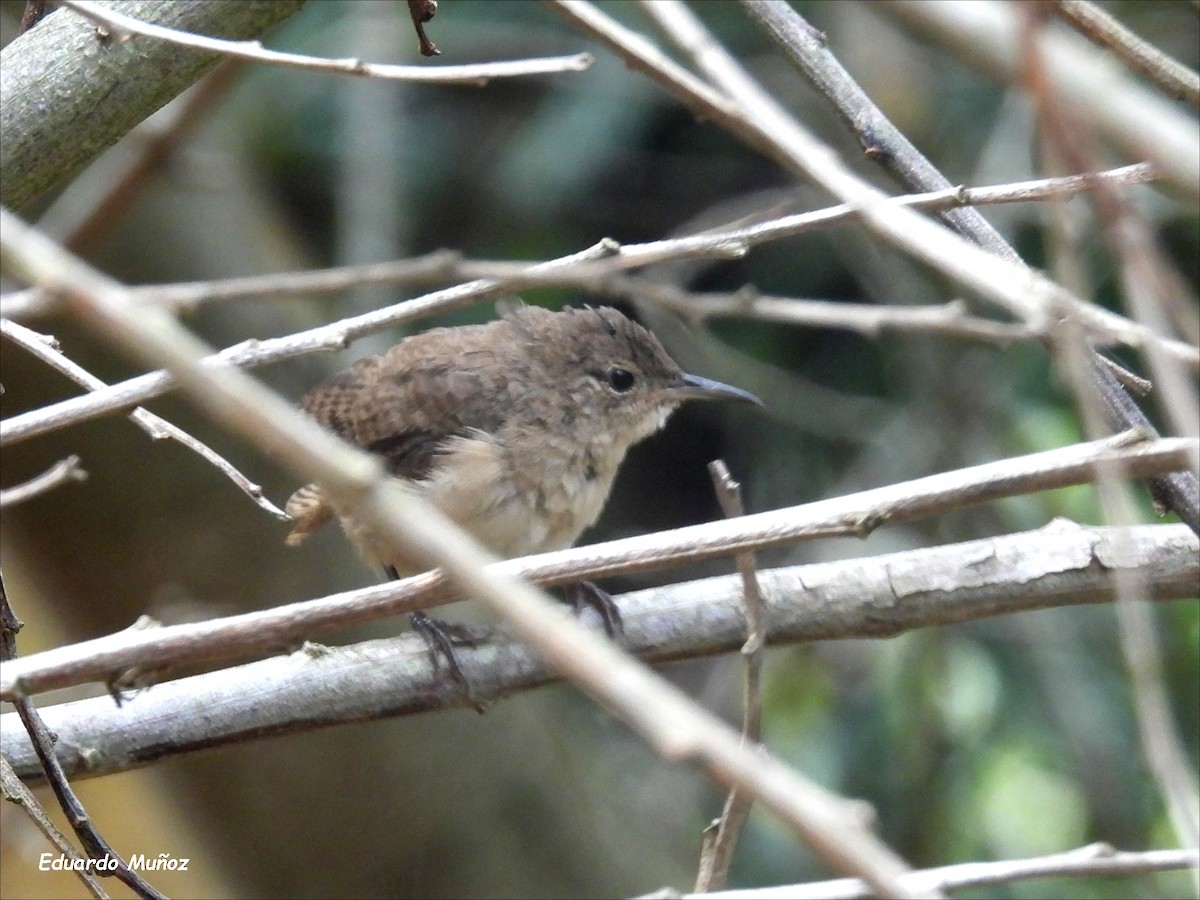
left=285, top=304, right=760, bottom=686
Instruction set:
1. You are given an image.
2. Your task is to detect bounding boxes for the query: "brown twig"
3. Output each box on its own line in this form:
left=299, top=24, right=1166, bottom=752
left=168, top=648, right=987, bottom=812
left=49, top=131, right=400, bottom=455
left=0, top=757, right=108, bottom=899
left=695, top=461, right=772, bottom=892
left=406, top=0, right=441, bottom=57
left=0, top=573, right=166, bottom=900
left=18, top=0, right=49, bottom=32
left=1048, top=0, right=1200, bottom=108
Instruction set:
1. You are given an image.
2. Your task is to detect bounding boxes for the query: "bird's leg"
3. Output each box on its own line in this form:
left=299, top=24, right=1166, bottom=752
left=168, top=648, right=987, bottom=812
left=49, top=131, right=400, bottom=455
left=385, top=565, right=489, bottom=712
left=566, top=580, right=624, bottom=639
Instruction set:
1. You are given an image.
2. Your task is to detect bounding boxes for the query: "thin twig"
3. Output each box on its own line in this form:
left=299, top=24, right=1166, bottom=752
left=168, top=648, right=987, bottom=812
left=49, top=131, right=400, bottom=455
left=18, top=0, right=49, bottom=32
left=1049, top=0, right=1200, bottom=108
left=3, top=176, right=1195, bottom=449
left=1, top=162, right=1164, bottom=321
left=730, top=0, right=1198, bottom=531
left=0, top=757, right=108, bottom=899
left=0, top=454, right=87, bottom=508
left=549, top=1, right=1194, bottom=374
left=872, top=0, right=1200, bottom=197
left=0, top=319, right=288, bottom=520
left=667, top=844, right=1200, bottom=899
left=0, top=241, right=644, bottom=446
left=1019, top=7, right=1200, bottom=862
left=59, top=0, right=593, bottom=86
left=737, top=0, right=1020, bottom=264
left=629, top=0, right=1199, bottom=535
left=0, top=573, right=166, bottom=900
left=695, top=461, right=770, bottom=893
left=617, top=286, right=1033, bottom=346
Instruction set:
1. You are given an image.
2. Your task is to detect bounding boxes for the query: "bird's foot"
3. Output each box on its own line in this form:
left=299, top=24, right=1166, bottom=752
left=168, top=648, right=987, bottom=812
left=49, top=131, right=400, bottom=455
left=566, top=580, right=624, bottom=640
left=408, top=610, right=493, bottom=713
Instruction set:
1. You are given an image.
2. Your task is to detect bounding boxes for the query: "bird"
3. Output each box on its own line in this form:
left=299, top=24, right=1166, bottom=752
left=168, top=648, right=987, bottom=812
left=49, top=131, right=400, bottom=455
left=285, top=303, right=761, bottom=694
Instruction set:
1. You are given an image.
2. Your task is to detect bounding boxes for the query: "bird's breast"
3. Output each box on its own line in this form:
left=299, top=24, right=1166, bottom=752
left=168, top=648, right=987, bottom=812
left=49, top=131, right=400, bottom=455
left=338, top=429, right=631, bottom=574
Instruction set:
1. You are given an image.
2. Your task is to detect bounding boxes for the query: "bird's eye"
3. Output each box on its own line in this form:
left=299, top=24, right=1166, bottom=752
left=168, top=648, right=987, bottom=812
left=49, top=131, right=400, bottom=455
left=605, top=367, right=636, bottom=392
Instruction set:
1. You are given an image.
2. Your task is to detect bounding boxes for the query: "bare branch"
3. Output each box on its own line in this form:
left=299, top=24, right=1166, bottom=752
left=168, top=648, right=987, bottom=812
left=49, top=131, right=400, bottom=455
left=1, top=0, right=306, bottom=210
left=4, top=177, right=1195, bottom=448
left=695, top=461, right=769, bottom=893
left=1019, top=15, right=1200, bottom=859
left=0, top=319, right=288, bottom=520
left=0, top=757, right=108, bottom=900
left=0, top=206, right=930, bottom=900
left=1049, top=0, right=1200, bottom=108
left=1, top=162, right=1164, bottom=321
left=613, top=287, right=1034, bottom=347
left=0, top=454, right=86, bottom=508
left=625, top=0, right=1200, bottom=533
left=60, top=0, right=593, bottom=86
left=738, top=0, right=1020, bottom=264
left=550, top=2, right=1195, bottom=374
left=2, top=430, right=1194, bottom=701
left=873, top=0, right=1200, bottom=197
left=2, top=522, right=1195, bottom=782
left=669, top=844, right=1200, bottom=899
left=1, top=574, right=166, bottom=899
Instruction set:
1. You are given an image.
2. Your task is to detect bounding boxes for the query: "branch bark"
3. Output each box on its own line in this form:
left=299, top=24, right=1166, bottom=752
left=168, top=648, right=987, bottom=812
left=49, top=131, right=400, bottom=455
left=3, top=521, right=1194, bottom=783
left=0, top=0, right=306, bottom=211
left=1, top=429, right=1193, bottom=701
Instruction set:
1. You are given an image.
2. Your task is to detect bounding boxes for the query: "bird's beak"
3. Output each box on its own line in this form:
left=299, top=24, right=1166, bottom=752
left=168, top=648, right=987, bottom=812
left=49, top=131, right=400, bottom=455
left=672, top=373, right=763, bottom=406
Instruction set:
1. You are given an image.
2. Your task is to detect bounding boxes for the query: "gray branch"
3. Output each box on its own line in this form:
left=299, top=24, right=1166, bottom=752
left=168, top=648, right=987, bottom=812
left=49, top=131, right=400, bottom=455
left=3, top=521, right=1195, bottom=783
left=0, top=0, right=306, bottom=211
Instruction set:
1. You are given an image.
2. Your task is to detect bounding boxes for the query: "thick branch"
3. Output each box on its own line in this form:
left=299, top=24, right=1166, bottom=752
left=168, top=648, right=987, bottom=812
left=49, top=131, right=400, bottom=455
left=0, top=0, right=306, bottom=211
left=2, top=522, right=1195, bottom=783
left=1, top=429, right=1194, bottom=701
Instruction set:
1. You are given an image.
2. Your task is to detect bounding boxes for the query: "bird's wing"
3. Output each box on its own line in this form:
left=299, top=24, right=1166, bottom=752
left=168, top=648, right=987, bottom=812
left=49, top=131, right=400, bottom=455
left=298, top=339, right=509, bottom=483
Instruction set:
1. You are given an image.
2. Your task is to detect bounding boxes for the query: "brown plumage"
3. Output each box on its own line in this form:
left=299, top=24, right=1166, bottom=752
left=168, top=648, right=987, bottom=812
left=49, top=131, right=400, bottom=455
left=286, top=304, right=760, bottom=576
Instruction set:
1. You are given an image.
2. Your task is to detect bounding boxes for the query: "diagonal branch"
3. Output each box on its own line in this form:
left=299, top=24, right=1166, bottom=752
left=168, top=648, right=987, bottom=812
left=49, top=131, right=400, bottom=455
left=0, top=205, right=932, bottom=900
left=1, top=0, right=307, bottom=210
left=0, top=319, right=287, bottom=519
